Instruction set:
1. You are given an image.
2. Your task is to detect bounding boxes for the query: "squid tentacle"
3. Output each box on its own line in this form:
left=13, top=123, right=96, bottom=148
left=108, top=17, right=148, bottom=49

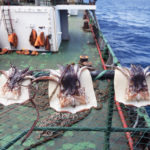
left=123, top=67, right=130, bottom=77
left=32, top=76, right=59, bottom=83
left=9, top=67, right=17, bottom=79
left=20, top=67, right=29, bottom=74
left=20, top=71, right=33, bottom=79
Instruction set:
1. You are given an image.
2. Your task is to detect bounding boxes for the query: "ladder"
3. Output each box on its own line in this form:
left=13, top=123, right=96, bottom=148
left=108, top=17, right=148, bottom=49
left=2, top=8, right=13, bottom=35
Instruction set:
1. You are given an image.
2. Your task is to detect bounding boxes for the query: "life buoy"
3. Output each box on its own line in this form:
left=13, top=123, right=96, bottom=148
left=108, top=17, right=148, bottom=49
left=0, top=48, right=8, bottom=55
left=39, top=32, right=45, bottom=47
left=31, top=51, right=38, bottom=56
left=34, top=35, right=41, bottom=48
left=16, top=50, right=22, bottom=54
left=8, top=33, right=18, bottom=48
left=45, top=36, right=50, bottom=51
left=29, top=29, right=37, bottom=46
left=23, top=49, right=30, bottom=55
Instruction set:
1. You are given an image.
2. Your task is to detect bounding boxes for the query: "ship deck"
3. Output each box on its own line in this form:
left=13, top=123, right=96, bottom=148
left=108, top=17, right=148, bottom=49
left=0, top=12, right=129, bottom=150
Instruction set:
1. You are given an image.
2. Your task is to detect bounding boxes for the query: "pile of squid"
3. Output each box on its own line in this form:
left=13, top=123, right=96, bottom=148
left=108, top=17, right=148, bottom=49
left=0, top=65, right=33, bottom=99
left=0, top=64, right=88, bottom=108
left=0, top=64, right=89, bottom=144
left=59, top=64, right=88, bottom=107
left=116, top=64, right=150, bottom=101
left=50, top=64, right=88, bottom=108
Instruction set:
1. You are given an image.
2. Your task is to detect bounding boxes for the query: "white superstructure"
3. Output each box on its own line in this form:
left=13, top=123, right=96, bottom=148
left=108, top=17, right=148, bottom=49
left=0, top=6, right=61, bottom=52
left=0, top=4, right=96, bottom=52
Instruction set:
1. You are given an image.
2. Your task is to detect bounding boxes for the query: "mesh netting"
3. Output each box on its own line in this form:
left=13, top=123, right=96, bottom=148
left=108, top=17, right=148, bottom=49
left=1, top=71, right=150, bottom=149
left=0, top=79, right=110, bottom=149
left=111, top=104, right=150, bottom=150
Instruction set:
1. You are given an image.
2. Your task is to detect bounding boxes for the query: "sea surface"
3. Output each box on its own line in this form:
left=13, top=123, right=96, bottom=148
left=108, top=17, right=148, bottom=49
left=96, top=0, right=150, bottom=67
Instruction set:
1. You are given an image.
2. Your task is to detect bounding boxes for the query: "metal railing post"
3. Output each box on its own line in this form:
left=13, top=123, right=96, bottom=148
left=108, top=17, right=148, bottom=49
left=104, top=81, right=114, bottom=150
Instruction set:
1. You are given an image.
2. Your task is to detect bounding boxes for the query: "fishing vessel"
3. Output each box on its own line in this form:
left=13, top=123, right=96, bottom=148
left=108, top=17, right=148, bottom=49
left=0, top=0, right=150, bottom=150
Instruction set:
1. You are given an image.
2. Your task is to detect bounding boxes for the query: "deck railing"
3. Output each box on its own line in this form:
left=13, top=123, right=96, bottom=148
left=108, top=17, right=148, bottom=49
left=0, top=0, right=96, bottom=6
left=51, top=0, right=96, bottom=5
left=87, top=10, right=150, bottom=150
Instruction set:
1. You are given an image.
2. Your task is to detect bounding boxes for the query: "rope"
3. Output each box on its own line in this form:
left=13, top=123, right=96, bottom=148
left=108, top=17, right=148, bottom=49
left=2, top=126, right=150, bottom=149
left=33, top=71, right=50, bottom=78
left=21, top=92, right=39, bottom=144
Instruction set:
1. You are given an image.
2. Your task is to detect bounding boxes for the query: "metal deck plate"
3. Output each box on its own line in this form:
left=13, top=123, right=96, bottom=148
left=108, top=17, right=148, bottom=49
left=0, top=12, right=128, bottom=150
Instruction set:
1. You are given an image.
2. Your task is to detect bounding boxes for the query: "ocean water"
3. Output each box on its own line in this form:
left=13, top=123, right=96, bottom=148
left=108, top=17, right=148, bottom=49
left=96, top=0, right=150, bottom=67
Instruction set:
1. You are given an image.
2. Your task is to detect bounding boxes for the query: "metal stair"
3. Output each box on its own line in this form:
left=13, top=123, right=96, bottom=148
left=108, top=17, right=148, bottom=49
left=2, top=8, right=13, bottom=35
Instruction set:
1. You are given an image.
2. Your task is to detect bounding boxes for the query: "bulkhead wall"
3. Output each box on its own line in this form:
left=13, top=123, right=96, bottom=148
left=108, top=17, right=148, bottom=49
left=0, top=6, right=62, bottom=52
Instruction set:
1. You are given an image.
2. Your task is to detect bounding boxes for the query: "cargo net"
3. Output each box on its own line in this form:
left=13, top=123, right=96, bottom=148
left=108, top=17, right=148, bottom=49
left=0, top=79, right=110, bottom=149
